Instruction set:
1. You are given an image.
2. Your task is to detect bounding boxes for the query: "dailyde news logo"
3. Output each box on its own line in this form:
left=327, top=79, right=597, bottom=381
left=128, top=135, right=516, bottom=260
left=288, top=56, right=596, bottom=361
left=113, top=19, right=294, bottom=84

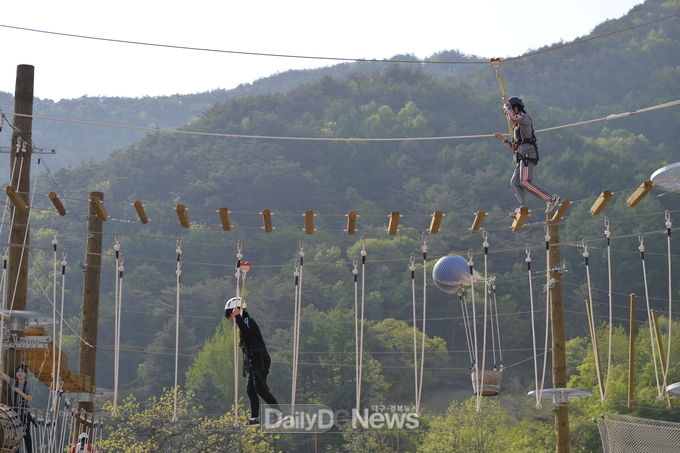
left=261, top=403, right=420, bottom=432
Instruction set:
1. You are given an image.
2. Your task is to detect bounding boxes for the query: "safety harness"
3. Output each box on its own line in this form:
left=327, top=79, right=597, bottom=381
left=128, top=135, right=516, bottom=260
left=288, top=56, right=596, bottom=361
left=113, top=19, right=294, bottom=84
left=513, top=114, right=539, bottom=165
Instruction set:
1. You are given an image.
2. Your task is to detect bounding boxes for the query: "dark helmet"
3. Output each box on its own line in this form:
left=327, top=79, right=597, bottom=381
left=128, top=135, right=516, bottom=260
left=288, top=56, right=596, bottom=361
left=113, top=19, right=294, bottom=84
left=508, top=97, right=524, bottom=110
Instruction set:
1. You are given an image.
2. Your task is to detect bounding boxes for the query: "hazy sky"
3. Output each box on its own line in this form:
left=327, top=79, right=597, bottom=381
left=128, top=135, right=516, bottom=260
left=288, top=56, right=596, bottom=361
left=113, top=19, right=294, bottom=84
left=1, top=0, right=644, bottom=101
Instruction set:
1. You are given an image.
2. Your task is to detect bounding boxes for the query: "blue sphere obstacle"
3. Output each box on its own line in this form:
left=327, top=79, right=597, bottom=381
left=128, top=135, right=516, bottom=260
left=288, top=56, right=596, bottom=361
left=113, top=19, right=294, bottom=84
left=432, top=255, right=479, bottom=294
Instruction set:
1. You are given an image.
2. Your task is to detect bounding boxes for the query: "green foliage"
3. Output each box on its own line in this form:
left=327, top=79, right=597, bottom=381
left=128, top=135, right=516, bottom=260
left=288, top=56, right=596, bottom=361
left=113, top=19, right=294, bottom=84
left=97, top=389, right=278, bottom=453
left=419, top=399, right=513, bottom=453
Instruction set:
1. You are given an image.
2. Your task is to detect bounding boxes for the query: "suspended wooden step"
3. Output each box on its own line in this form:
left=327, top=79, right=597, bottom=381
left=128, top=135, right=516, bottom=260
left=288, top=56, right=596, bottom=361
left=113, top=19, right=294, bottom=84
left=471, top=369, right=502, bottom=396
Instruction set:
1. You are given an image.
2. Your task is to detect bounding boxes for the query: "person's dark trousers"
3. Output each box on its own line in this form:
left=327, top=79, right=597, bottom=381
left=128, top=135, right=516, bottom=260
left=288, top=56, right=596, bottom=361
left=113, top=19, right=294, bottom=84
left=246, top=351, right=279, bottom=418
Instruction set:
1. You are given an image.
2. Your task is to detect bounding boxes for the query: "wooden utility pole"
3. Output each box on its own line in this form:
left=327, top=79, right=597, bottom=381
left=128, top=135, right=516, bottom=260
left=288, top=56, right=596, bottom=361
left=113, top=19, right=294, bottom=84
left=548, top=217, right=569, bottom=453
left=7, top=64, right=34, bottom=313
left=77, top=192, right=105, bottom=419
left=2, top=64, right=34, bottom=405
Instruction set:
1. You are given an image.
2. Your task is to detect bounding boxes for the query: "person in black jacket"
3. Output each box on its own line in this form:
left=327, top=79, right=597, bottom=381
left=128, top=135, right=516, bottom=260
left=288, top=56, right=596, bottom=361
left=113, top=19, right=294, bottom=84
left=1, top=364, right=33, bottom=453
left=225, top=297, right=281, bottom=427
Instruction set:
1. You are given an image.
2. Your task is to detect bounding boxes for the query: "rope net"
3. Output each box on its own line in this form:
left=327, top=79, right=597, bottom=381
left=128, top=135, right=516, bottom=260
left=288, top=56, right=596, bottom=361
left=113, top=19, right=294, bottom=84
left=596, top=413, right=680, bottom=453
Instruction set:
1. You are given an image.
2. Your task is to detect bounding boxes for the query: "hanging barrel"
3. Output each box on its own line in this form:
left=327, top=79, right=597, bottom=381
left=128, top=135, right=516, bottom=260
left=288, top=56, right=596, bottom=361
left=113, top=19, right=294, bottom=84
left=0, top=404, right=24, bottom=452
left=471, top=369, right=503, bottom=396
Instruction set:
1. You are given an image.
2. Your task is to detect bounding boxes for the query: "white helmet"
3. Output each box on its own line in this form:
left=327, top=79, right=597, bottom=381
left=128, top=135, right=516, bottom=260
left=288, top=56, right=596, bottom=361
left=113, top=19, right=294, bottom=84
left=224, top=296, right=245, bottom=311
left=79, top=432, right=88, bottom=441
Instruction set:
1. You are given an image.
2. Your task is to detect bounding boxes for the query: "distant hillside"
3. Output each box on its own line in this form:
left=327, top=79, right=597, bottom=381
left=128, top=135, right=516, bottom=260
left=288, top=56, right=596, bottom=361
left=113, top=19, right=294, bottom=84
left=0, top=50, right=483, bottom=176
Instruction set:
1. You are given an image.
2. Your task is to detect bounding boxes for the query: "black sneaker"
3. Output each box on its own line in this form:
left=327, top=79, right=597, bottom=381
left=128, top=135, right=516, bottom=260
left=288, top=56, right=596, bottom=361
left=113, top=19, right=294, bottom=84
left=245, top=417, right=260, bottom=427
left=546, top=196, right=561, bottom=214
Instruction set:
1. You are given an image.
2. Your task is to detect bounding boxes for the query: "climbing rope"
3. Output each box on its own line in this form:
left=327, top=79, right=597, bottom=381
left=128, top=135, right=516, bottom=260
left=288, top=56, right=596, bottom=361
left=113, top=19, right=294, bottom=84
left=490, top=279, right=504, bottom=371
left=416, top=237, right=428, bottom=414
left=467, top=250, right=481, bottom=411
left=291, top=245, right=304, bottom=409
left=525, top=248, right=542, bottom=408
left=172, top=239, right=182, bottom=422
left=459, top=290, right=475, bottom=365
left=232, top=242, right=243, bottom=421
left=355, top=243, right=367, bottom=414
left=583, top=241, right=605, bottom=402
left=538, top=230, right=551, bottom=407
left=639, top=235, right=663, bottom=396
left=477, top=231, right=491, bottom=412
left=409, top=255, right=419, bottom=414
left=604, top=218, right=614, bottom=401
left=113, top=235, right=124, bottom=414
left=351, top=259, right=360, bottom=414
left=664, top=211, right=673, bottom=391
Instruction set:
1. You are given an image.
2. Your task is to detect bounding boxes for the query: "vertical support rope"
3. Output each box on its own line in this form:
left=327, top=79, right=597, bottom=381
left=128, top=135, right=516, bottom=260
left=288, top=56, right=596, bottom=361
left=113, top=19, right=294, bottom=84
left=114, top=258, right=124, bottom=414
left=351, top=260, right=359, bottom=414
left=488, top=281, right=497, bottom=370
left=664, top=211, right=673, bottom=390
left=112, top=236, right=121, bottom=415
left=172, top=239, right=182, bottom=422
left=49, top=253, right=67, bottom=452
left=467, top=250, right=480, bottom=412
left=459, top=291, right=475, bottom=365
left=477, top=231, right=490, bottom=411
left=356, top=243, right=367, bottom=415
left=409, top=255, right=419, bottom=414
left=538, top=231, right=552, bottom=405
left=291, top=245, right=304, bottom=410
left=604, top=218, right=614, bottom=400
left=291, top=265, right=300, bottom=408
left=525, top=248, right=541, bottom=408
left=583, top=242, right=606, bottom=402
left=233, top=242, right=243, bottom=421
left=491, top=281, right=503, bottom=370
left=639, top=235, right=662, bottom=395
left=50, top=234, right=58, bottom=409
left=417, top=238, right=428, bottom=414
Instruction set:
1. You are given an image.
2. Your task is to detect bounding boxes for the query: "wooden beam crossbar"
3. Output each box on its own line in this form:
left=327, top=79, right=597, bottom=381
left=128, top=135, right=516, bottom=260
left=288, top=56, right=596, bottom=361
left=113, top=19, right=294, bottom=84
left=90, top=194, right=108, bottom=221
left=5, top=186, right=28, bottom=213
left=133, top=200, right=149, bottom=224
left=48, top=191, right=67, bottom=216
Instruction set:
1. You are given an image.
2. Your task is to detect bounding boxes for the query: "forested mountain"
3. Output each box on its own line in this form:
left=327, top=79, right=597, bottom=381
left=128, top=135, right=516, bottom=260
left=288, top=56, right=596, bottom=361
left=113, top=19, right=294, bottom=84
left=9, top=0, right=680, bottom=451
left=0, top=51, right=482, bottom=173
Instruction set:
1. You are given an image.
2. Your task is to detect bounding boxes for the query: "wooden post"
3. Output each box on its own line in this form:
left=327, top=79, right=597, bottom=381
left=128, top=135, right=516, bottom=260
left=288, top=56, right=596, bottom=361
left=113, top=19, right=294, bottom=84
left=77, top=192, right=104, bottom=423
left=3, top=65, right=34, bottom=406
left=548, top=216, right=570, bottom=453
left=627, top=294, right=636, bottom=409
left=7, top=65, right=34, bottom=313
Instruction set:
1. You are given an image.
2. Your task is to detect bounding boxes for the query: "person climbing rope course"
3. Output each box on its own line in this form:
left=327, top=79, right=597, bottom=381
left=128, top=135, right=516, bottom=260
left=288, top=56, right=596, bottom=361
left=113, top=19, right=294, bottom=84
left=495, top=96, right=561, bottom=216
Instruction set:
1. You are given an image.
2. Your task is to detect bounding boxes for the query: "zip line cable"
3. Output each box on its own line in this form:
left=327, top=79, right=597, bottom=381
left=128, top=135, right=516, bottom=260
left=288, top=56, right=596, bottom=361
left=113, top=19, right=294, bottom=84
left=2, top=98, right=678, bottom=142
left=0, top=13, right=676, bottom=64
